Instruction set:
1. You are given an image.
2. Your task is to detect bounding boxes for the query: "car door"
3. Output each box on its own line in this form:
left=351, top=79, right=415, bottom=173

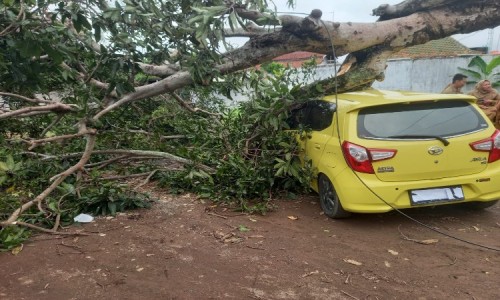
left=300, top=101, right=337, bottom=169
left=287, top=100, right=337, bottom=168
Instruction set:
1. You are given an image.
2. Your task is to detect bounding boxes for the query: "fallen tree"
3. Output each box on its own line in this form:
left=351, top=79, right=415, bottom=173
left=0, top=0, right=499, bottom=244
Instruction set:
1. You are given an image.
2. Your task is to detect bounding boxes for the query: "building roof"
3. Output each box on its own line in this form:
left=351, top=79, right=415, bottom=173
left=272, top=51, right=324, bottom=68
left=269, top=37, right=480, bottom=68
left=393, top=37, right=481, bottom=59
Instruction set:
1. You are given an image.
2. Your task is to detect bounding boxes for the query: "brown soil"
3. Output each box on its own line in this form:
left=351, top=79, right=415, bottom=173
left=1, top=184, right=499, bottom=300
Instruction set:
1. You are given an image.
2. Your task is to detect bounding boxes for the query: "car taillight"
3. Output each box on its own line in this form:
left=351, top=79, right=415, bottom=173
left=470, top=130, right=500, bottom=163
left=342, top=141, right=397, bottom=174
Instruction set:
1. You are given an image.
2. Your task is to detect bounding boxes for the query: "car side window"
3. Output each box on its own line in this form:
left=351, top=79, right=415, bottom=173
left=287, top=100, right=336, bottom=131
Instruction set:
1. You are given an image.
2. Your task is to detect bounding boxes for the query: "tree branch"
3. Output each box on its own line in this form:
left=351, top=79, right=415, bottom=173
left=136, top=62, right=180, bottom=77
left=373, top=0, right=463, bottom=20
left=87, top=149, right=215, bottom=173
left=60, top=62, right=110, bottom=93
left=0, top=92, right=55, bottom=104
left=0, top=2, right=25, bottom=37
left=168, top=93, right=222, bottom=117
left=13, top=221, right=89, bottom=236
left=0, top=103, right=78, bottom=120
left=1, top=124, right=97, bottom=226
left=40, top=114, right=64, bottom=138
left=87, top=2, right=500, bottom=120
left=28, top=129, right=94, bottom=150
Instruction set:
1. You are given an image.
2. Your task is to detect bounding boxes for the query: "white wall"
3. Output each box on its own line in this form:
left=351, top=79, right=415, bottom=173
left=298, top=55, right=497, bottom=94
left=372, top=55, right=498, bottom=93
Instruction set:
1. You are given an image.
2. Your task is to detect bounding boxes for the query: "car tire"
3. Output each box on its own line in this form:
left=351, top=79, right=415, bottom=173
left=318, top=174, right=351, bottom=218
left=461, top=200, right=499, bottom=210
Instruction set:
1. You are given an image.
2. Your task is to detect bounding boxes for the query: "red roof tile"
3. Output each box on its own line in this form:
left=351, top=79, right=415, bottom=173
left=393, top=37, right=480, bottom=59
left=271, top=51, right=324, bottom=68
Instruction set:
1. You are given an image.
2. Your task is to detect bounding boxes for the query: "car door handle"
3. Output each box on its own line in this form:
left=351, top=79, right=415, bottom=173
left=314, top=144, right=321, bottom=149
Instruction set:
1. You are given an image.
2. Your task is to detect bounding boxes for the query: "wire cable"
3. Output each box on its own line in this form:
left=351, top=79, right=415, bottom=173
left=318, top=18, right=500, bottom=252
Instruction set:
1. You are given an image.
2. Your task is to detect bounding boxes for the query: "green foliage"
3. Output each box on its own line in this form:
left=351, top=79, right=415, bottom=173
left=0, top=191, right=22, bottom=217
left=0, top=154, right=22, bottom=186
left=261, top=62, right=287, bottom=77
left=0, top=0, right=315, bottom=247
left=458, top=56, right=500, bottom=87
left=0, top=179, right=152, bottom=249
left=0, top=226, right=30, bottom=251
left=156, top=66, right=315, bottom=211
left=77, top=182, right=153, bottom=216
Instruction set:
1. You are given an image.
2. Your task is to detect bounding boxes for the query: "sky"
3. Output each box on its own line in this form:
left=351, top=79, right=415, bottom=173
left=271, top=0, right=500, bottom=52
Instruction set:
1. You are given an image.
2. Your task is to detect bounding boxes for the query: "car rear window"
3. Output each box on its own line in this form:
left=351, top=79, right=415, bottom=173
left=357, top=100, right=489, bottom=139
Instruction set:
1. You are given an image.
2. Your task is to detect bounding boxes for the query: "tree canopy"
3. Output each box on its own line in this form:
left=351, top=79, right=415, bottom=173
left=1, top=0, right=499, bottom=245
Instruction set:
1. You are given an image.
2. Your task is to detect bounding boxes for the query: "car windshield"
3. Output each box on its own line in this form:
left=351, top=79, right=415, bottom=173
left=357, top=100, right=489, bottom=139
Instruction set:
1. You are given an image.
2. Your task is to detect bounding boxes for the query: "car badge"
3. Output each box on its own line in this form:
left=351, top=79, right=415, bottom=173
left=428, top=146, right=443, bottom=155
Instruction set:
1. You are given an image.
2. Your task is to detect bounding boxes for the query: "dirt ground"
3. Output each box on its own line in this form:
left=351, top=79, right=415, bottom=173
left=1, top=183, right=499, bottom=300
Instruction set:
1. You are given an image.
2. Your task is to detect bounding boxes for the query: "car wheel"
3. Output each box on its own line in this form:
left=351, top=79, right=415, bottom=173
left=461, top=200, right=499, bottom=210
left=318, top=174, right=351, bottom=218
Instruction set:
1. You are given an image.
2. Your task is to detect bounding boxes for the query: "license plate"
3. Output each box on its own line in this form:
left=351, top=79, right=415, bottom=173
left=409, top=186, right=464, bottom=205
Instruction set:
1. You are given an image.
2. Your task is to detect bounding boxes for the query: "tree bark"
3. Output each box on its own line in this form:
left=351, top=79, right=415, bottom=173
left=90, top=0, right=500, bottom=120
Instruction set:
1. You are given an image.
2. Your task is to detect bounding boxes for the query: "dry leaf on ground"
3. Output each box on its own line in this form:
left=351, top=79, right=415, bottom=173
left=343, top=259, right=362, bottom=266
left=418, top=239, right=439, bottom=245
left=301, top=270, right=319, bottom=278
left=11, top=244, right=23, bottom=255
left=388, top=249, right=399, bottom=256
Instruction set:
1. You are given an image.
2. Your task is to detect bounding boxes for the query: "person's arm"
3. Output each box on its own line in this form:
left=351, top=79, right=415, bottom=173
left=492, top=91, right=500, bottom=100
left=470, top=92, right=490, bottom=107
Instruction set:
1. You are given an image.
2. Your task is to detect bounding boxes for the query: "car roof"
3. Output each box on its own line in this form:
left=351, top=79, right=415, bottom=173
left=321, top=89, right=477, bottom=111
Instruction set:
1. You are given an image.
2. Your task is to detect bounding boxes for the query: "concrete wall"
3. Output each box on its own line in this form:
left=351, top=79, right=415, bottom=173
left=372, top=55, right=498, bottom=93
left=217, top=55, right=496, bottom=106
left=301, top=55, right=498, bottom=94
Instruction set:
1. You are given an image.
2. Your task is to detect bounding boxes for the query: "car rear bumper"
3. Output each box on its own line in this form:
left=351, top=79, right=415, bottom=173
left=329, top=167, right=500, bottom=213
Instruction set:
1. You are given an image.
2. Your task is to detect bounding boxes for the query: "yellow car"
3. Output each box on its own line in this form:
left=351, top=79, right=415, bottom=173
left=289, top=89, right=500, bottom=218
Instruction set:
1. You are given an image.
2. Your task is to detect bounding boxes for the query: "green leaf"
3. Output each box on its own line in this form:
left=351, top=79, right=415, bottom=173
left=228, top=11, right=237, bottom=32
left=77, top=13, right=92, bottom=30
left=108, top=202, right=117, bottom=215
left=61, top=182, right=76, bottom=194
left=124, top=5, right=137, bottom=13
left=41, top=43, right=64, bottom=64
left=93, top=23, right=102, bottom=42
left=190, top=7, right=207, bottom=14
left=61, top=70, right=69, bottom=81
left=0, top=175, right=6, bottom=185
left=18, top=41, right=42, bottom=58
left=6, top=155, right=14, bottom=169
left=315, top=84, right=324, bottom=93
left=188, top=15, right=204, bottom=25
left=468, top=56, right=487, bottom=74
left=238, top=225, right=250, bottom=232
left=457, top=67, right=481, bottom=81
left=48, top=201, right=58, bottom=212
left=486, top=56, right=500, bottom=74
left=204, top=6, right=228, bottom=15
left=275, top=166, right=284, bottom=177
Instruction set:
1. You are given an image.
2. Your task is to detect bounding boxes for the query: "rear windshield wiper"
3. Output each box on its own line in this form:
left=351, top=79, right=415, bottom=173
left=386, top=134, right=450, bottom=146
